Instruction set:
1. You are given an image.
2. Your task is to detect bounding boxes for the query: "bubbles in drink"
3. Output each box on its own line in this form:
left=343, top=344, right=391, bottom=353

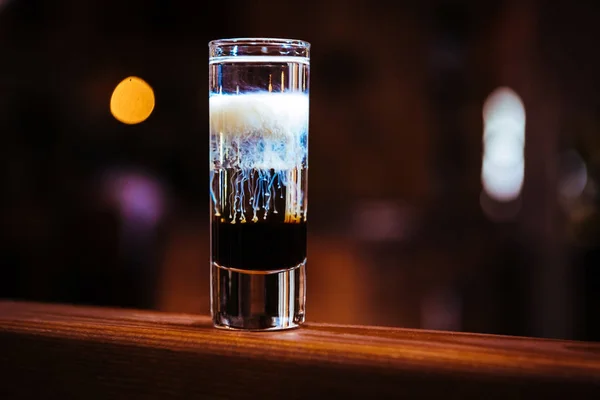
left=210, top=91, right=309, bottom=224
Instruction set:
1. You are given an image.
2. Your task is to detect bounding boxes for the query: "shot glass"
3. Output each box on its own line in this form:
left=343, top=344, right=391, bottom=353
left=209, top=38, right=310, bottom=330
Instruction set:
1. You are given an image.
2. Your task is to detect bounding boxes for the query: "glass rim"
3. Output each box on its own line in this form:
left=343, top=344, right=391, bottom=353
left=209, top=37, right=311, bottom=50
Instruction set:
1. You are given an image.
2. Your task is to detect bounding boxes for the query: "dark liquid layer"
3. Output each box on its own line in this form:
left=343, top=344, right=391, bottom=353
left=212, top=219, right=307, bottom=271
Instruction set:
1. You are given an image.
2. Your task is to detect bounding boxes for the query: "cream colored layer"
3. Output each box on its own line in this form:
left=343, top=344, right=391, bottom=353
left=210, top=92, right=308, bottom=141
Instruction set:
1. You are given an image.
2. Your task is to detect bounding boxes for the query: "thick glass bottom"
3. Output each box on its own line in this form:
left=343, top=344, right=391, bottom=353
left=211, top=260, right=306, bottom=331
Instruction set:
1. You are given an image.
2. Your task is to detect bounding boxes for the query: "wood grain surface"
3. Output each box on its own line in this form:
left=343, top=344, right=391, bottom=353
left=1, top=301, right=599, bottom=399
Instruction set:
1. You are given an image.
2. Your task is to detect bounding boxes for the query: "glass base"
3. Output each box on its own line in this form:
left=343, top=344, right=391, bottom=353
left=211, top=260, right=306, bottom=331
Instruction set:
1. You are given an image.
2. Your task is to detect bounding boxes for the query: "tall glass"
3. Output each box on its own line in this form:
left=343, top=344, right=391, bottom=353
left=209, top=38, right=310, bottom=330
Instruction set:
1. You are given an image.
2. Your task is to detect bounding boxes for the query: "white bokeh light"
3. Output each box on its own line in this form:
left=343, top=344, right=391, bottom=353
left=482, top=87, right=526, bottom=202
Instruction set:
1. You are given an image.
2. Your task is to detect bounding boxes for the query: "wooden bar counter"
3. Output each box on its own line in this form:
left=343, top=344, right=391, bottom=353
left=1, top=301, right=599, bottom=398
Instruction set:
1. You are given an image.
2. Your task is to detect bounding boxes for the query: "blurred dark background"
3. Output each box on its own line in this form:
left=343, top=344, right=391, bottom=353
left=1, top=0, right=600, bottom=341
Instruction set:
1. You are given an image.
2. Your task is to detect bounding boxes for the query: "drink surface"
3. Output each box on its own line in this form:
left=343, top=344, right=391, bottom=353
left=210, top=56, right=309, bottom=272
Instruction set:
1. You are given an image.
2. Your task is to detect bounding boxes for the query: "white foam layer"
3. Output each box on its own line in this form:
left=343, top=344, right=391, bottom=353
left=210, top=92, right=308, bottom=140
left=210, top=92, right=308, bottom=171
